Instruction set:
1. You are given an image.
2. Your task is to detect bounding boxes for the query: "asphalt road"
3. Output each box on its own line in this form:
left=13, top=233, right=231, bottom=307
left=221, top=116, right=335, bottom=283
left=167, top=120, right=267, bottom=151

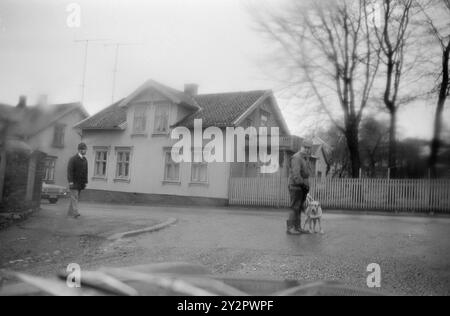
left=1, top=199, right=450, bottom=295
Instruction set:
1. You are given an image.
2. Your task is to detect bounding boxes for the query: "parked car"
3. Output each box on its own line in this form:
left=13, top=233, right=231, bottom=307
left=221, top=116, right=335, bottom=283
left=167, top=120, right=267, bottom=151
left=41, top=182, right=68, bottom=204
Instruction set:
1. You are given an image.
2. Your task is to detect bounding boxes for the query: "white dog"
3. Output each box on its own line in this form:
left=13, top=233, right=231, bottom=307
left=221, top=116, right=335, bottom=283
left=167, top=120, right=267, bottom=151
left=303, top=194, right=324, bottom=234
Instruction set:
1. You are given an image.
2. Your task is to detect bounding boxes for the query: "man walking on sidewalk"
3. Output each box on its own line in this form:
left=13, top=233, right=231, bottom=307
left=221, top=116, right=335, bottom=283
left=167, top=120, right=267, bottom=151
left=287, top=147, right=311, bottom=235
left=67, top=143, right=88, bottom=218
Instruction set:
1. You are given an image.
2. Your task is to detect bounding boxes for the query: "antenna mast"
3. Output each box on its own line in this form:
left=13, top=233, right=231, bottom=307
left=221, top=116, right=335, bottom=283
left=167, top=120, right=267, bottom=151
left=74, top=38, right=109, bottom=103
left=104, top=42, right=142, bottom=103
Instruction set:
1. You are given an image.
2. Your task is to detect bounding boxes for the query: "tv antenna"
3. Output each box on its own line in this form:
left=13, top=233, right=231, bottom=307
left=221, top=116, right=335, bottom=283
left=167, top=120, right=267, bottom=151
left=104, top=42, right=142, bottom=103
left=74, top=38, right=109, bottom=104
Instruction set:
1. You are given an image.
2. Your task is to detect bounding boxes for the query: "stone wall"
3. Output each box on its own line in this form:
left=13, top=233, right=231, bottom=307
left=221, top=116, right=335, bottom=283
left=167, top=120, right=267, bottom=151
left=0, top=150, right=47, bottom=212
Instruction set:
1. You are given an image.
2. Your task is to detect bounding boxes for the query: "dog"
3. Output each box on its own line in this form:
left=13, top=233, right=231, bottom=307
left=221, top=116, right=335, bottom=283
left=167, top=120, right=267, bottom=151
left=303, top=194, right=324, bottom=234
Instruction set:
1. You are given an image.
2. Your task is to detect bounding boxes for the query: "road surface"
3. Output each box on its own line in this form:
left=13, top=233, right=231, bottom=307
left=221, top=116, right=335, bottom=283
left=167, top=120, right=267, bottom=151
left=1, top=199, right=449, bottom=295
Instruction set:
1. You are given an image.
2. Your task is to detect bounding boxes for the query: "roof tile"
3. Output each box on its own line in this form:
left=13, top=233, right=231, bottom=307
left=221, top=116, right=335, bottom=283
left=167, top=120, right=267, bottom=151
left=77, top=88, right=268, bottom=130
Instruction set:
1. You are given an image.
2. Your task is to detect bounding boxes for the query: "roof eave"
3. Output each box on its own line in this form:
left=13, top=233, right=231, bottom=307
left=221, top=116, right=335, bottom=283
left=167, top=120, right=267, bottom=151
left=118, top=80, right=201, bottom=110
left=80, top=127, right=125, bottom=131
left=232, top=91, right=290, bottom=135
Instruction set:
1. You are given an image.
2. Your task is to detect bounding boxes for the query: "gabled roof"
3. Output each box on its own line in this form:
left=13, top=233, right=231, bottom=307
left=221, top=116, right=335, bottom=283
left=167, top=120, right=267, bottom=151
left=311, top=144, right=322, bottom=157
left=118, top=79, right=200, bottom=110
left=77, top=80, right=291, bottom=134
left=75, top=99, right=126, bottom=130
left=1, top=102, right=88, bottom=137
left=174, top=90, right=269, bottom=128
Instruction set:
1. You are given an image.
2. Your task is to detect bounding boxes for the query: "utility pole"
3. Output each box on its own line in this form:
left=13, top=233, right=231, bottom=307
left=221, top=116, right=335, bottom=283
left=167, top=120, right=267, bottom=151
left=104, top=42, right=142, bottom=103
left=74, top=38, right=109, bottom=104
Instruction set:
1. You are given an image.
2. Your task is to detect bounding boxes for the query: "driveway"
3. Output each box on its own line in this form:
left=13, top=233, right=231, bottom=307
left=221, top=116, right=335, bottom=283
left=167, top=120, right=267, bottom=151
left=1, top=199, right=450, bottom=295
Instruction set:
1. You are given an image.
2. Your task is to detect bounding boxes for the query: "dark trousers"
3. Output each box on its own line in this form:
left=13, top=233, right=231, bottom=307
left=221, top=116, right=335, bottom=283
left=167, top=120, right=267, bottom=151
left=288, top=185, right=309, bottom=227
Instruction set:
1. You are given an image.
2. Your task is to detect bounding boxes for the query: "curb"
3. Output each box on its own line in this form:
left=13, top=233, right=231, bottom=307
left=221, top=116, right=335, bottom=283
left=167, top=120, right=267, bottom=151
left=0, top=208, right=38, bottom=230
left=107, top=217, right=178, bottom=241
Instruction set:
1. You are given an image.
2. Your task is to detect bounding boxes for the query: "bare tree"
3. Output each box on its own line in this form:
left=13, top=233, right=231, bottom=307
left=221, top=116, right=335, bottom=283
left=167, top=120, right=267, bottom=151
left=253, top=0, right=380, bottom=178
left=373, top=0, right=417, bottom=178
left=318, top=125, right=353, bottom=178
left=419, top=0, right=450, bottom=176
left=360, top=117, right=390, bottom=177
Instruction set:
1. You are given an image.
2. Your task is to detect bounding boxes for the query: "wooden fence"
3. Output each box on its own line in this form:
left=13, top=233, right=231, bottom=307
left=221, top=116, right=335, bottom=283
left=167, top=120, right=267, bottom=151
left=228, top=176, right=450, bottom=213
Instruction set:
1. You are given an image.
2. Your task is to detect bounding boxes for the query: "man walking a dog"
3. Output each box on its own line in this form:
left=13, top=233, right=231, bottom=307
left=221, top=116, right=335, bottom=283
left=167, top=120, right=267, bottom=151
left=67, top=143, right=88, bottom=218
left=287, top=146, right=312, bottom=235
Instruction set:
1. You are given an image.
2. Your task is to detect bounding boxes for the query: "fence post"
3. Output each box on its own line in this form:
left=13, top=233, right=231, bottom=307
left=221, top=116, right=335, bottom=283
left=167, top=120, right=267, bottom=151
left=227, top=163, right=233, bottom=205
left=428, top=169, right=434, bottom=215
left=277, top=171, right=281, bottom=208
left=0, top=149, right=6, bottom=203
left=387, top=168, right=393, bottom=212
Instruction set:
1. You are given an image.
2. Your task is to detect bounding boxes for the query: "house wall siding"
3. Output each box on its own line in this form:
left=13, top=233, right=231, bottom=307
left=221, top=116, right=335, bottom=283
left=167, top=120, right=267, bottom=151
left=26, top=110, right=85, bottom=186
left=314, top=149, right=328, bottom=178
left=82, top=98, right=231, bottom=199
left=80, top=93, right=287, bottom=200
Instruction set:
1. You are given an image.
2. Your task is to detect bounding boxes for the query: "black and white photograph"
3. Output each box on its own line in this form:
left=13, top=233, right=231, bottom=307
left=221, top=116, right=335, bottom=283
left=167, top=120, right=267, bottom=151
left=0, top=0, right=449, bottom=300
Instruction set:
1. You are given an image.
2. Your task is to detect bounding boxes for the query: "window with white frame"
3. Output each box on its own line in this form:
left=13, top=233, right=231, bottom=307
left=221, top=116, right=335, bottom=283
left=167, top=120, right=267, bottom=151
left=43, top=157, right=56, bottom=182
left=191, top=148, right=208, bottom=183
left=164, top=149, right=180, bottom=182
left=115, top=148, right=132, bottom=180
left=260, top=110, right=270, bottom=127
left=94, top=149, right=108, bottom=178
left=133, top=105, right=147, bottom=134
left=154, top=104, right=169, bottom=134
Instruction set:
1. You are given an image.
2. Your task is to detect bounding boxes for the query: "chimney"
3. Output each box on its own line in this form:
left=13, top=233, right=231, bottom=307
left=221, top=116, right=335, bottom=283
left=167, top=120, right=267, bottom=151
left=17, top=95, right=27, bottom=109
left=184, top=83, right=199, bottom=96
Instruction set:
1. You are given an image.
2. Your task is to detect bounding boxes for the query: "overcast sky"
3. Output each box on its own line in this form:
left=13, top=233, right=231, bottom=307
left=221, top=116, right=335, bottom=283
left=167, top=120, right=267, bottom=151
left=0, top=0, right=447, bottom=140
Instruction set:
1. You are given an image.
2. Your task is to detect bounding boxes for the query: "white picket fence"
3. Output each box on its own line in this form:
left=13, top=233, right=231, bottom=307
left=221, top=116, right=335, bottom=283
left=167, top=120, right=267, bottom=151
left=228, top=176, right=450, bottom=213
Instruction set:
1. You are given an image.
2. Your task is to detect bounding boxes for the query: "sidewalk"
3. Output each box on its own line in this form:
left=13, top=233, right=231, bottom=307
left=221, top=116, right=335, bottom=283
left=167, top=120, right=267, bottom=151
left=0, top=199, right=165, bottom=277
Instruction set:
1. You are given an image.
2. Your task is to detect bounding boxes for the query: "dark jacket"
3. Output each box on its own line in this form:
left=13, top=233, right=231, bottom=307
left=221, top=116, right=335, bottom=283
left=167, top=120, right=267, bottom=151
left=288, top=152, right=311, bottom=188
left=67, top=154, right=88, bottom=190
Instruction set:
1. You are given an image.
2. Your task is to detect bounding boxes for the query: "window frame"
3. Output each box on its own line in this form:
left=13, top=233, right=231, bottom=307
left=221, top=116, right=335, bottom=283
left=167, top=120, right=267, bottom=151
left=52, top=124, right=66, bottom=148
left=93, top=146, right=110, bottom=180
left=190, top=147, right=208, bottom=184
left=153, top=103, right=170, bottom=135
left=43, top=156, right=57, bottom=183
left=260, top=110, right=270, bottom=127
left=114, top=147, right=132, bottom=182
left=132, top=104, right=148, bottom=135
left=163, top=148, right=181, bottom=183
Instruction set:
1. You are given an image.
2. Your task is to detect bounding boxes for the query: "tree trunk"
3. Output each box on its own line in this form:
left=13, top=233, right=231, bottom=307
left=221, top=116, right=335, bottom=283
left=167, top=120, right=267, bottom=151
left=388, top=108, right=397, bottom=178
left=369, top=155, right=376, bottom=178
left=345, top=123, right=361, bottom=178
left=429, top=43, right=450, bottom=177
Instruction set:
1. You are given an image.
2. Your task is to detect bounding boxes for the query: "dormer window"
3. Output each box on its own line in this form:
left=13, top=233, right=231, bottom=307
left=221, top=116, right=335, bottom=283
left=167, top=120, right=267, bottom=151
left=154, top=104, right=169, bottom=134
left=133, top=105, right=147, bottom=134
left=260, top=110, right=270, bottom=127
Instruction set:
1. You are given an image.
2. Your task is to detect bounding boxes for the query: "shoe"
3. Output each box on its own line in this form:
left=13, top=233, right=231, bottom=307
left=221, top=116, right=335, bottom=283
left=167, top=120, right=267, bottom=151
left=287, top=227, right=302, bottom=235
left=294, top=222, right=310, bottom=234
left=286, top=220, right=302, bottom=235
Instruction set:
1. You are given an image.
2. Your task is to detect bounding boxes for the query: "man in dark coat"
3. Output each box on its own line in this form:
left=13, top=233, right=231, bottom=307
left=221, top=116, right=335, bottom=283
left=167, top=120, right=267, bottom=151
left=287, top=147, right=312, bottom=235
left=67, top=142, right=88, bottom=218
